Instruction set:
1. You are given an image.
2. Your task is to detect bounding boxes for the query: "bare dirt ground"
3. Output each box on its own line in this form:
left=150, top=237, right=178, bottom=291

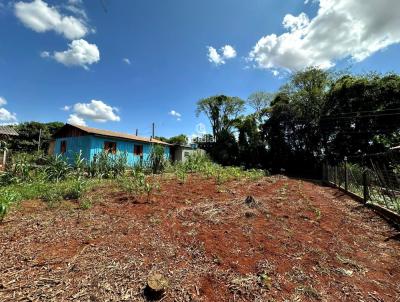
left=1, top=175, right=399, bottom=301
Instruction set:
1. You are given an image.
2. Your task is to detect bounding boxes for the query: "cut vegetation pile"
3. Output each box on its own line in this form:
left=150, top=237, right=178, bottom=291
left=1, top=173, right=399, bottom=301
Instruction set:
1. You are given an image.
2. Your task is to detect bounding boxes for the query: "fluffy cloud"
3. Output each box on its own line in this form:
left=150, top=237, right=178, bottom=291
left=221, top=45, right=237, bottom=59
left=249, top=0, right=400, bottom=73
left=14, top=0, right=89, bottom=40
left=207, top=45, right=237, bottom=65
left=67, top=113, right=86, bottom=126
left=67, top=100, right=120, bottom=126
left=0, top=96, right=7, bottom=106
left=169, top=110, right=181, bottom=121
left=47, top=39, right=100, bottom=69
left=0, top=97, right=17, bottom=124
left=122, top=58, right=131, bottom=65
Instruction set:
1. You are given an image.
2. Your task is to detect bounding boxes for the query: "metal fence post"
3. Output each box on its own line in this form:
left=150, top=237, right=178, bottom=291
left=363, top=169, right=369, bottom=203
left=334, top=165, right=338, bottom=186
left=344, top=159, right=348, bottom=192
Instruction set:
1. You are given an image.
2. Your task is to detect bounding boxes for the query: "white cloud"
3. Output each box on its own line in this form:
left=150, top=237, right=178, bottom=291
left=0, top=96, right=7, bottom=106
left=48, top=39, right=100, bottom=69
left=122, top=58, right=131, bottom=65
left=67, top=113, right=86, bottom=126
left=169, top=110, right=181, bottom=118
left=207, top=44, right=237, bottom=65
left=221, top=45, right=237, bottom=59
left=68, top=100, right=120, bottom=125
left=14, top=0, right=89, bottom=40
left=40, top=51, right=50, bottom=58
left=0, top=97, right=17, bottom=124
left=207, top=47, right=224, bottom=65
left=64, top=0, right=87, bottom=21
left=61, top=105, right=70, bottom=111
left=249, top=0, right=400, bottom=72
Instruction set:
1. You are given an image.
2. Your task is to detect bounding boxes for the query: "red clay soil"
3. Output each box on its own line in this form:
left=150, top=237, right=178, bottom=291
left=1, top=175, right=399, bottom=301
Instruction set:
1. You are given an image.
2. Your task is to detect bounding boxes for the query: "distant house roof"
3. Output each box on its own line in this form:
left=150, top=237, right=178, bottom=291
left=55, top=124, right=171, bottom=146
left=0, top=125, right=19, bottom=136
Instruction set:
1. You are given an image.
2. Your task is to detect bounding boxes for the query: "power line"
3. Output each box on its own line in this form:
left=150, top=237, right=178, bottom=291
left=321, top=112, right=400, bottom=121
left=321, top=107, right=400, bottom=117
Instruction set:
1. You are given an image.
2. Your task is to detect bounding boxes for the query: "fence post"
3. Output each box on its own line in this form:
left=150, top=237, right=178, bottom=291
left=363, top=169, right=369, bottom=203
left=334, top=165, right=338, bottom=186
left=2, top=150, right=6, bottom=171
left=344, top=158, right=348, bottom=192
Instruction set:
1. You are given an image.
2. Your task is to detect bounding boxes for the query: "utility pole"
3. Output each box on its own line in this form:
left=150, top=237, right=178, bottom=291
left=37, top=129, right=42, bottom=152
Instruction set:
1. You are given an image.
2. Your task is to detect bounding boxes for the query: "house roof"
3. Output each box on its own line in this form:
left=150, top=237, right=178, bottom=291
left=58, top=124, right=171, bottom=146
left=0, top=125, right=19, bottom=136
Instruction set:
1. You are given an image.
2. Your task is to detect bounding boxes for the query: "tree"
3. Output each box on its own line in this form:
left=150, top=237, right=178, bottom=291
left=235, top=115, right=266, bottom=168
left=9, top=121, right=64, bottom=152
left=321, top=74, right=400, bottom=162
left=261, top=68, right=333, bottom=176
left=167, top=134, right=188, bottom=145
left=196, top=95, right=245, bottom=139
left=247, top=91, right=274, bottom=122
left=155, top=134, right=188, bottom=145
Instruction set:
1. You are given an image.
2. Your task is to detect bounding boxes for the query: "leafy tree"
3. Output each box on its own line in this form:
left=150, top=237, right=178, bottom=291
left=167, top=134, right=188, bottom=145
left=155, top=134, right=188, bottom=145
left=247, top=91, right=274, bottom=122
left=209, top=129, right=239, bottom=166
left=9, top=122, right=64, bottom=153
left=321, top=73, right=400, bottom=162
left=196, top=95, right=245, bottom=139
left=262, top=68, right=332, bottom=175
left=235, top=115, right=266, bottom=168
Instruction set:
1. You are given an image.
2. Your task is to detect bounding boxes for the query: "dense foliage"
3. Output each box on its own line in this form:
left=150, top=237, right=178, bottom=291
left=196, top=69, right=400, bottom=176
left=8, top=121, right=64, bottom=152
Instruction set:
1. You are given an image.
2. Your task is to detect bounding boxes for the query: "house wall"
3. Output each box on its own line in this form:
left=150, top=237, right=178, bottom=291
left=55, top=135, right=170, bottom=166
left=54, top=135, right=92, bottom=164
left=173, top=147, right=205, bottom=162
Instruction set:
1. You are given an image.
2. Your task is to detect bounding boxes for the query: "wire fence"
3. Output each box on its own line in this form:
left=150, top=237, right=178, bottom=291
left=324, top=151, right=400, bottom=215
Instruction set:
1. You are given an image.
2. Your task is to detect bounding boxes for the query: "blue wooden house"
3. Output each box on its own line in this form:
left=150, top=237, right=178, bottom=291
left=52, top=124, right=171, bottom=165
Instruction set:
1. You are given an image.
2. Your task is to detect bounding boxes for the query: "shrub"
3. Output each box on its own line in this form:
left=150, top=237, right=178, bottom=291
left=0, top=189, right=21, bottom=222
left=62, top=179, right=88, bottom=200
left=40, top=187, right=64, bottom=205
left=44, top=154, right=71, bottom=182
left=148, top=144, right=168, bottom=174
left=117, top=169, right=146, bottom=195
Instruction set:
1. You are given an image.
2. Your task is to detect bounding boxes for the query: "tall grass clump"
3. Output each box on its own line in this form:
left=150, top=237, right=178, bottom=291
left=88, top=151, right=128, bottom=179
left=171, top=153, right=267, bottom=184
left=117, top=169, right=159, bottom=202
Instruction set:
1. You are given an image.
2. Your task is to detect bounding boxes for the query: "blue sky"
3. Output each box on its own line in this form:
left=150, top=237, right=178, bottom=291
left=0, top=0, right=399, bottom=139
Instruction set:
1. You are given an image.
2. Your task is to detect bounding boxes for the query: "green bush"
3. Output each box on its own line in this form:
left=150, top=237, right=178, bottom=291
left=44, top=154, right=72, bottom=182
left=148, top=144, right=167, bottom=174
left=171, top=153, right=267, bottom=184
left=0, top=189, right=21, bottom=222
